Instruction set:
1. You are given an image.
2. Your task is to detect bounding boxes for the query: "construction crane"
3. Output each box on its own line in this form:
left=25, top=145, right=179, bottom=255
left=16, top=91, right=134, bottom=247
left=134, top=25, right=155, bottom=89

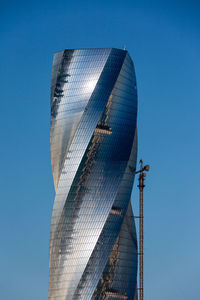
left=135, top=160, right=150, bottom=300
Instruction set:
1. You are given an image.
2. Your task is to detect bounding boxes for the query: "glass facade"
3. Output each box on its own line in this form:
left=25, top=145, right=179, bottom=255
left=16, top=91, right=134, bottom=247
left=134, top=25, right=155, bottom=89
left=49, top=48, right=138, bottom=300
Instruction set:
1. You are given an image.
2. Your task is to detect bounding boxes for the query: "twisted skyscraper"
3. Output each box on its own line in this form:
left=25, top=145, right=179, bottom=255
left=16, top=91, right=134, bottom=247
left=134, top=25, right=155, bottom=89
left=49, top=48, right=138, bottom=299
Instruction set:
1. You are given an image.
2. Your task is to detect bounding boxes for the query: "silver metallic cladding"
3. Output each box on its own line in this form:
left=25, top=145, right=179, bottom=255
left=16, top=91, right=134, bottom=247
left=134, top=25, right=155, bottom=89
left=49, top=48, right=138, bottom=300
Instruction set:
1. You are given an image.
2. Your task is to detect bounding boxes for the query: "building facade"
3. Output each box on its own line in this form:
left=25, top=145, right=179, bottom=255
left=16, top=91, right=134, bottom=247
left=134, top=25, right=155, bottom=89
left=49, top=48, right=138, bottom=300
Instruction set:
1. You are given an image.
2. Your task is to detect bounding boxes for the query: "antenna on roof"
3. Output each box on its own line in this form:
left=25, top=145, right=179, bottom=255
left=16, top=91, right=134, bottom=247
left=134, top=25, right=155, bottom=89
left=123, top=45, right=126, bottom=50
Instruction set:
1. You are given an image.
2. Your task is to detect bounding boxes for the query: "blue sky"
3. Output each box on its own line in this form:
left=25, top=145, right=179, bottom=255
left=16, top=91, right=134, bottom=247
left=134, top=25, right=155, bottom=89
left=1, top=0, right=200, bottom=299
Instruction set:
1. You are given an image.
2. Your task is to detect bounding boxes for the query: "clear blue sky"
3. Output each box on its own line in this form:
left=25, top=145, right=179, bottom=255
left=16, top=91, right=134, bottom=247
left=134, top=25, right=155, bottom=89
left=1, top=0, right=200, bottom=299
